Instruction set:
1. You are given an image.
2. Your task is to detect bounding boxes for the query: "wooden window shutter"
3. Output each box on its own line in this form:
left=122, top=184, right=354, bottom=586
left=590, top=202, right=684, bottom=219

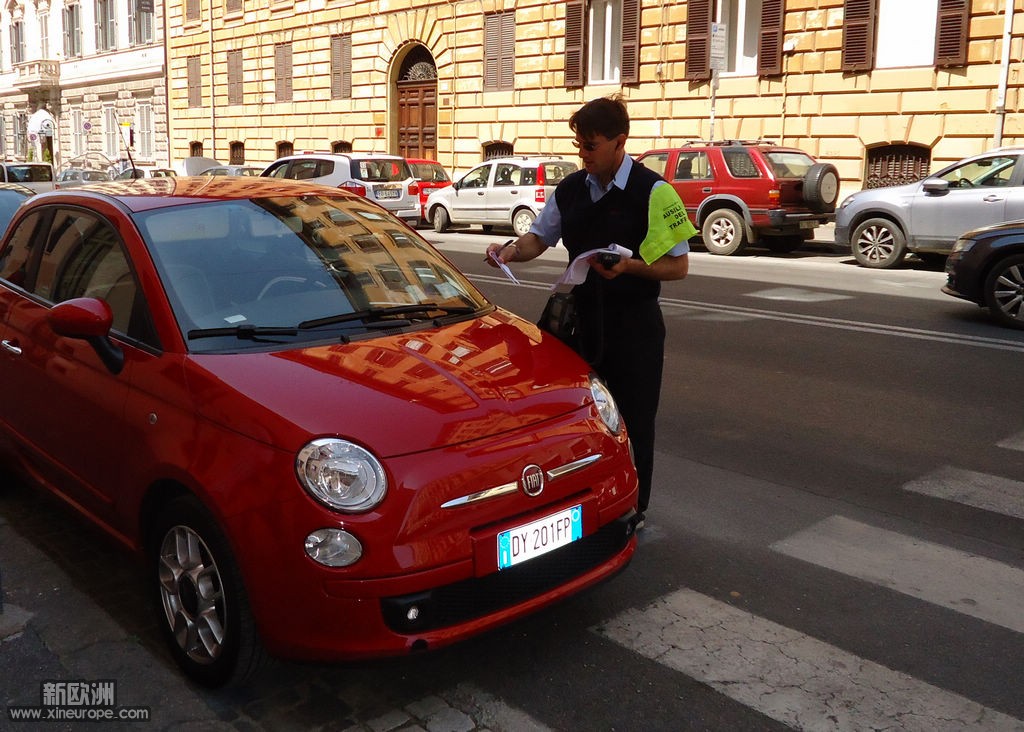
left=331, top=34, right=351, bottom=99
left=758, top=0, right=784, bottom=77
left=563, top=0, right=585, bottom=88
left=275, top=43, right=292, bottom=102
left=484, top=12, right=515, bottom=91
left=841, top=0, right=876, bottom=72
left=934, top=0, right=968, bottom=68
left=227, top=50, right=242, bottom=105
left=684, top=0, right=712, bottom=82
left=620, top=0, right=640, bottom=85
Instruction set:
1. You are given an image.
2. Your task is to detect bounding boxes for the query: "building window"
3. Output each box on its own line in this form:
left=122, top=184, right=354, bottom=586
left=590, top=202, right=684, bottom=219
left=95, top=0, right=117, bottom=52
left=10, top=22, right=24, bottom=64
left=0, top=117, right=6, bottom=158
left=136, top=102, right=153, bottom=158
left=225, top=0, right=242, bottom=13
left=71, top=109, right=84, bottom=156
left=40, top=14, right=50, bottom=58
left=865, top=144, right=931, bottom=188
left=13, top=113, right=26, bottom=157
left=190, top=141, right=204, bottom=156
left=330, top=34, right=351, bottom=100
left=63, top=4, right=82, bottom=58
left=229, top=141, right=244, bottom=164
left=227, top=50, right=243, bottom=105
left=275, top=43, right=293, bottom=102
left=564, top=0, right=639, bottom=87
left=187, top=56, right=202, bottom=107
left=185, top=0, right=200, bottom=23
left=103, top=106, right=118, bottom=159
left=842, top=0, right=967, bottom=72
left=276, top=141, right=293, bottom=158
left=129, top=0, right=153, bottom=45
left=484, top=142, right=513, bottom=159
left=484, top=12, right=514, bottom=92
left=685, top=0, right=785, bottom=81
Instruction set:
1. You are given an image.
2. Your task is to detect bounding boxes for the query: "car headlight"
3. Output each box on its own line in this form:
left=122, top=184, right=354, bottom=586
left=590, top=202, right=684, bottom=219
left=296, top=438, right=387, bottom=512
left=838, top=195, right=856, bottom=210
left=590, top=377, right=622, bottom=435
left=951, top=237, right=976, bottom=254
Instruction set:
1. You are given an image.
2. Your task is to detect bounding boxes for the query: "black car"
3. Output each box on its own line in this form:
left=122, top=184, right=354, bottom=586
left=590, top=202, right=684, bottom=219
left=943, top=220, right=1024, bottom=329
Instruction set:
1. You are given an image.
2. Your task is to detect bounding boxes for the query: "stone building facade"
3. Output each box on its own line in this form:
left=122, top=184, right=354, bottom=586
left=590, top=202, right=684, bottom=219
left=0, top=0, right=169, bottom=174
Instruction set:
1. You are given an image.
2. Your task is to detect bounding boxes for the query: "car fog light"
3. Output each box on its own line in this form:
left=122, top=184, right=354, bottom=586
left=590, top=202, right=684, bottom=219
left=305, top=528, right=363, bottom=567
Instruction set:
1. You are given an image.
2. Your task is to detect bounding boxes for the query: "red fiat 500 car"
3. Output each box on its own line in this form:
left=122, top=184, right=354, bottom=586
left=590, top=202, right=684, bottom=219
left=0, top=177, right=638, bottom=687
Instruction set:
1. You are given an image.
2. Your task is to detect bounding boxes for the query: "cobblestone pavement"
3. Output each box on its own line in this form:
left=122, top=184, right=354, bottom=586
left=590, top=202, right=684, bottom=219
left=1, top=480, right=552, bottom=732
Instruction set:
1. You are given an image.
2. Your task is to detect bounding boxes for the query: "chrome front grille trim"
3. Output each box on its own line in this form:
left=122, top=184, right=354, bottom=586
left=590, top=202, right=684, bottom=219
left=440, top=453, right=603, bottom=509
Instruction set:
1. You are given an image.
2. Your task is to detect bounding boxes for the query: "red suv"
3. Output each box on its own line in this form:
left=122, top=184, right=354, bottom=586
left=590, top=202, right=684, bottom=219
left=637, top=141, right=839, bottom=255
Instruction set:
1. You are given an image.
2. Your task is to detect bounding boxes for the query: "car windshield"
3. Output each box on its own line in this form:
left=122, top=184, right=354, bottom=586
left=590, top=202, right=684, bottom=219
left=353, top=159, right=412, bottom=183
left=409, top=162, right=449, bottom=182
left=763, top=151, right=816, bottom=178
left=135, top=193, right=488, bottom=353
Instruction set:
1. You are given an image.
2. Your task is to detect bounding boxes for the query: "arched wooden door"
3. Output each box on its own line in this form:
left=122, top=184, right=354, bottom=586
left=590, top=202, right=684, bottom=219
left=396, top=46, right=438, bottom=160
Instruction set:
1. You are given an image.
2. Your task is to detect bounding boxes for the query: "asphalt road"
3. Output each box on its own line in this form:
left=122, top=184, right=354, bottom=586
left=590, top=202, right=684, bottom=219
left=2, top=230, right=1023, bottom=731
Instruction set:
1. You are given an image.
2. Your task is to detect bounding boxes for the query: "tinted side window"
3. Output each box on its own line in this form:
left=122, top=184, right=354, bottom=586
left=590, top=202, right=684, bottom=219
left=721, top=149, right=761, bottom=178
left=36, top=210, right=145, bottom=337
left=0, top=210, right=45, bottom=288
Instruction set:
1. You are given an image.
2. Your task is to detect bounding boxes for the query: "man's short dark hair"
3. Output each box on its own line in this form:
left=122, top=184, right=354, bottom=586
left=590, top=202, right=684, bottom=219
left=569, top=94, right=630, bottom=141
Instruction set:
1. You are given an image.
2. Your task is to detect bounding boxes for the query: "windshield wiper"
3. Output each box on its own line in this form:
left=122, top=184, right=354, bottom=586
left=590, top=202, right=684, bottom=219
left=188, top=324, right=299, bottom=341
left=298, top=303, right=476, bottom=330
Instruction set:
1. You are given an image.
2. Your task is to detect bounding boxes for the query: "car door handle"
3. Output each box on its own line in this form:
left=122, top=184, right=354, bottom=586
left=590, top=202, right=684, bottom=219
left=476, top=191, right=485, bottom=196
left=2, top=339, right=22, bottom=355
left=983, top=194, right=1003, bottom=202
left=702, top=187, right=712, bottom=193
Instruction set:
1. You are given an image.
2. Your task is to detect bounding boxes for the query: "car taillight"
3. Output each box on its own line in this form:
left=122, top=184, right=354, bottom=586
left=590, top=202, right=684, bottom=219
left=768, top=188, right=781, bottom=204
left=535, top=187, right=545, bottom=203
left=339, top=182, right=367, bottom=197
left=537, top=167, right=546, bottom=185
left=409, top=181, right=420, bottom=196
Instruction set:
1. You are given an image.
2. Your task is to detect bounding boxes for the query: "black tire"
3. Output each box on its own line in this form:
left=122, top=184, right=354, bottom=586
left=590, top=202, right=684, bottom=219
left=432, top=206, right=450, bottom=234
left=150, top=496, right=267, bottom=688
left=803, top=163, right=840, bottom=213
left=851, top=217, right=907, bottom=269
left=512, top=208, right=536, bottom=238
left=764, top=235, right=803, bottom=254
left=701, top=209, right=747, bottom=256
left=983, top=253, right=1024, bottom=330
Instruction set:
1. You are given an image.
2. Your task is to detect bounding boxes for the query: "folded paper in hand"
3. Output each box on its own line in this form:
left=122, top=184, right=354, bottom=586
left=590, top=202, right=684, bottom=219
left=553, top=244, right=633, bottom=290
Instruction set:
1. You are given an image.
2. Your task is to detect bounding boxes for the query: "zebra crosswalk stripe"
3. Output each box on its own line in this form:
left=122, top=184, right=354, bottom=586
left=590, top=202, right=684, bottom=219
left=595, top=588, right=1023, bottom=731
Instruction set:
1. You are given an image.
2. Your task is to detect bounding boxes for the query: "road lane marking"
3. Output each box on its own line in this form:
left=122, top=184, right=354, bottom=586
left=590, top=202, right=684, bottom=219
left=997, top=431, right=1024, bottom=452
left=746, top=286, right=854, bottom=302
left=903, top=466, right=1024, bottom=521
left=595, top=588, right=1024, bottom=731
left=771, top=515, right=1024, bottom=634
left=467, top=273, right=1024, bottom=352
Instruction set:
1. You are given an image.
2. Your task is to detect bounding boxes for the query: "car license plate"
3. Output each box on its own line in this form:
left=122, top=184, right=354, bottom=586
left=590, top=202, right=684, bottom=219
left=497, top=505, right=583, bottom=570
left=375, top=186, right=401, bottom=199
left=799, top=220, right=818, bottom=228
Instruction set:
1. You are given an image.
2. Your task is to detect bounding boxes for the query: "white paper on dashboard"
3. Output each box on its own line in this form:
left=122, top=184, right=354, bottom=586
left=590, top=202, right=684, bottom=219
left=553, top=243, right=633, bottom=290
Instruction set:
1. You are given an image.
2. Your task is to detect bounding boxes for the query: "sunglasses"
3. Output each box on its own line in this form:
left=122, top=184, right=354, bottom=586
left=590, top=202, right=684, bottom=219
left=571, top=137, right=615, bottom=152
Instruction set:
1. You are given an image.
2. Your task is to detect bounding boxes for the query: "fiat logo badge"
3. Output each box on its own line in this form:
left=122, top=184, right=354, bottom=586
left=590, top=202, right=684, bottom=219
left=520, top=464, right=545, bottom=497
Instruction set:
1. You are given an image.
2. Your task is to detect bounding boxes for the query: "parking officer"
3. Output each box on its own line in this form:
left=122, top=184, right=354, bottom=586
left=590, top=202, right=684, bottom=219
left=486, top=94, right=695, bottom=528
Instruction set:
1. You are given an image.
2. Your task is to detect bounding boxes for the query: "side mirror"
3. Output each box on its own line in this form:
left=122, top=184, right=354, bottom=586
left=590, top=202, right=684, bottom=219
left=922, top=178, right=950, bottom=195
left=48, top=297, right=124, bottom=374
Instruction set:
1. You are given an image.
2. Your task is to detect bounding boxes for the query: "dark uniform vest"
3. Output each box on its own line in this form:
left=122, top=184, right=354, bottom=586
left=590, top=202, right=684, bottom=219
left=554, top=160, right=664, bottom=304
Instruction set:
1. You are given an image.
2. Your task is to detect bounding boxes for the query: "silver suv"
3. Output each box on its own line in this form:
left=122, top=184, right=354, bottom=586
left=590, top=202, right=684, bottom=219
left=262, top=153, right=420, bottom=226
left=425, top=156, right=578, bottom=237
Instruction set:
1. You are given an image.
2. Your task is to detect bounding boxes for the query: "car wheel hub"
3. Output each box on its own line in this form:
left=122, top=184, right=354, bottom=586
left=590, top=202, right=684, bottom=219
left=858, top=226, right=893, bottom=261
left=157, top=525, right=227, bottom=665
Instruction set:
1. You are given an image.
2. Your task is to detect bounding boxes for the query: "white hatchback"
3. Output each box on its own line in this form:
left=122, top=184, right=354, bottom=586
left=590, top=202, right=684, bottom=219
left=425, top=157, right=578, bottom=237
left=262, top=153, right=420, bottom=226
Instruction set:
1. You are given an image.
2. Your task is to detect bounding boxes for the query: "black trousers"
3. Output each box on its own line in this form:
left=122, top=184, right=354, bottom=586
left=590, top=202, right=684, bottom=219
left=593, top=298, right=665, bottom=514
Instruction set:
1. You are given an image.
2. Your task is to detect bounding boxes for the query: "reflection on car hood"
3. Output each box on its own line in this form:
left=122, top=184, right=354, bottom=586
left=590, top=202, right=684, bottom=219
left=185, top=310, right=592, bottom=457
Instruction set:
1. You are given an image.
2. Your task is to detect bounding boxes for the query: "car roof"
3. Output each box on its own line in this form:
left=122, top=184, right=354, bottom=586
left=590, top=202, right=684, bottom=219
left=480, top=156, right=573, bottom=165
left=0, top=181, right=35, bottom=196
left=279, top=152, right=407, bottom=161
left=25, top=176, right=353, bottom=213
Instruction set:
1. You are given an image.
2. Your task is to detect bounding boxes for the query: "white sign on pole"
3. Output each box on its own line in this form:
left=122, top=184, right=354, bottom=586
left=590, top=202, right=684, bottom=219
left=710, top=23, right=727, bottom=72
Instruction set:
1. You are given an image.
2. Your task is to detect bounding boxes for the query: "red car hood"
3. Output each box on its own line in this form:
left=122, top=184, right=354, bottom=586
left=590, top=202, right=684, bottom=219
left=184, top=311, right=592, bottom=457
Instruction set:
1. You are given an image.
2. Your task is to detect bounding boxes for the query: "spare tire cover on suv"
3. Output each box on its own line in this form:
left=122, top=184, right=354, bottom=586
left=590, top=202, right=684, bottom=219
left=803, top=163, right=840, bottom=213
